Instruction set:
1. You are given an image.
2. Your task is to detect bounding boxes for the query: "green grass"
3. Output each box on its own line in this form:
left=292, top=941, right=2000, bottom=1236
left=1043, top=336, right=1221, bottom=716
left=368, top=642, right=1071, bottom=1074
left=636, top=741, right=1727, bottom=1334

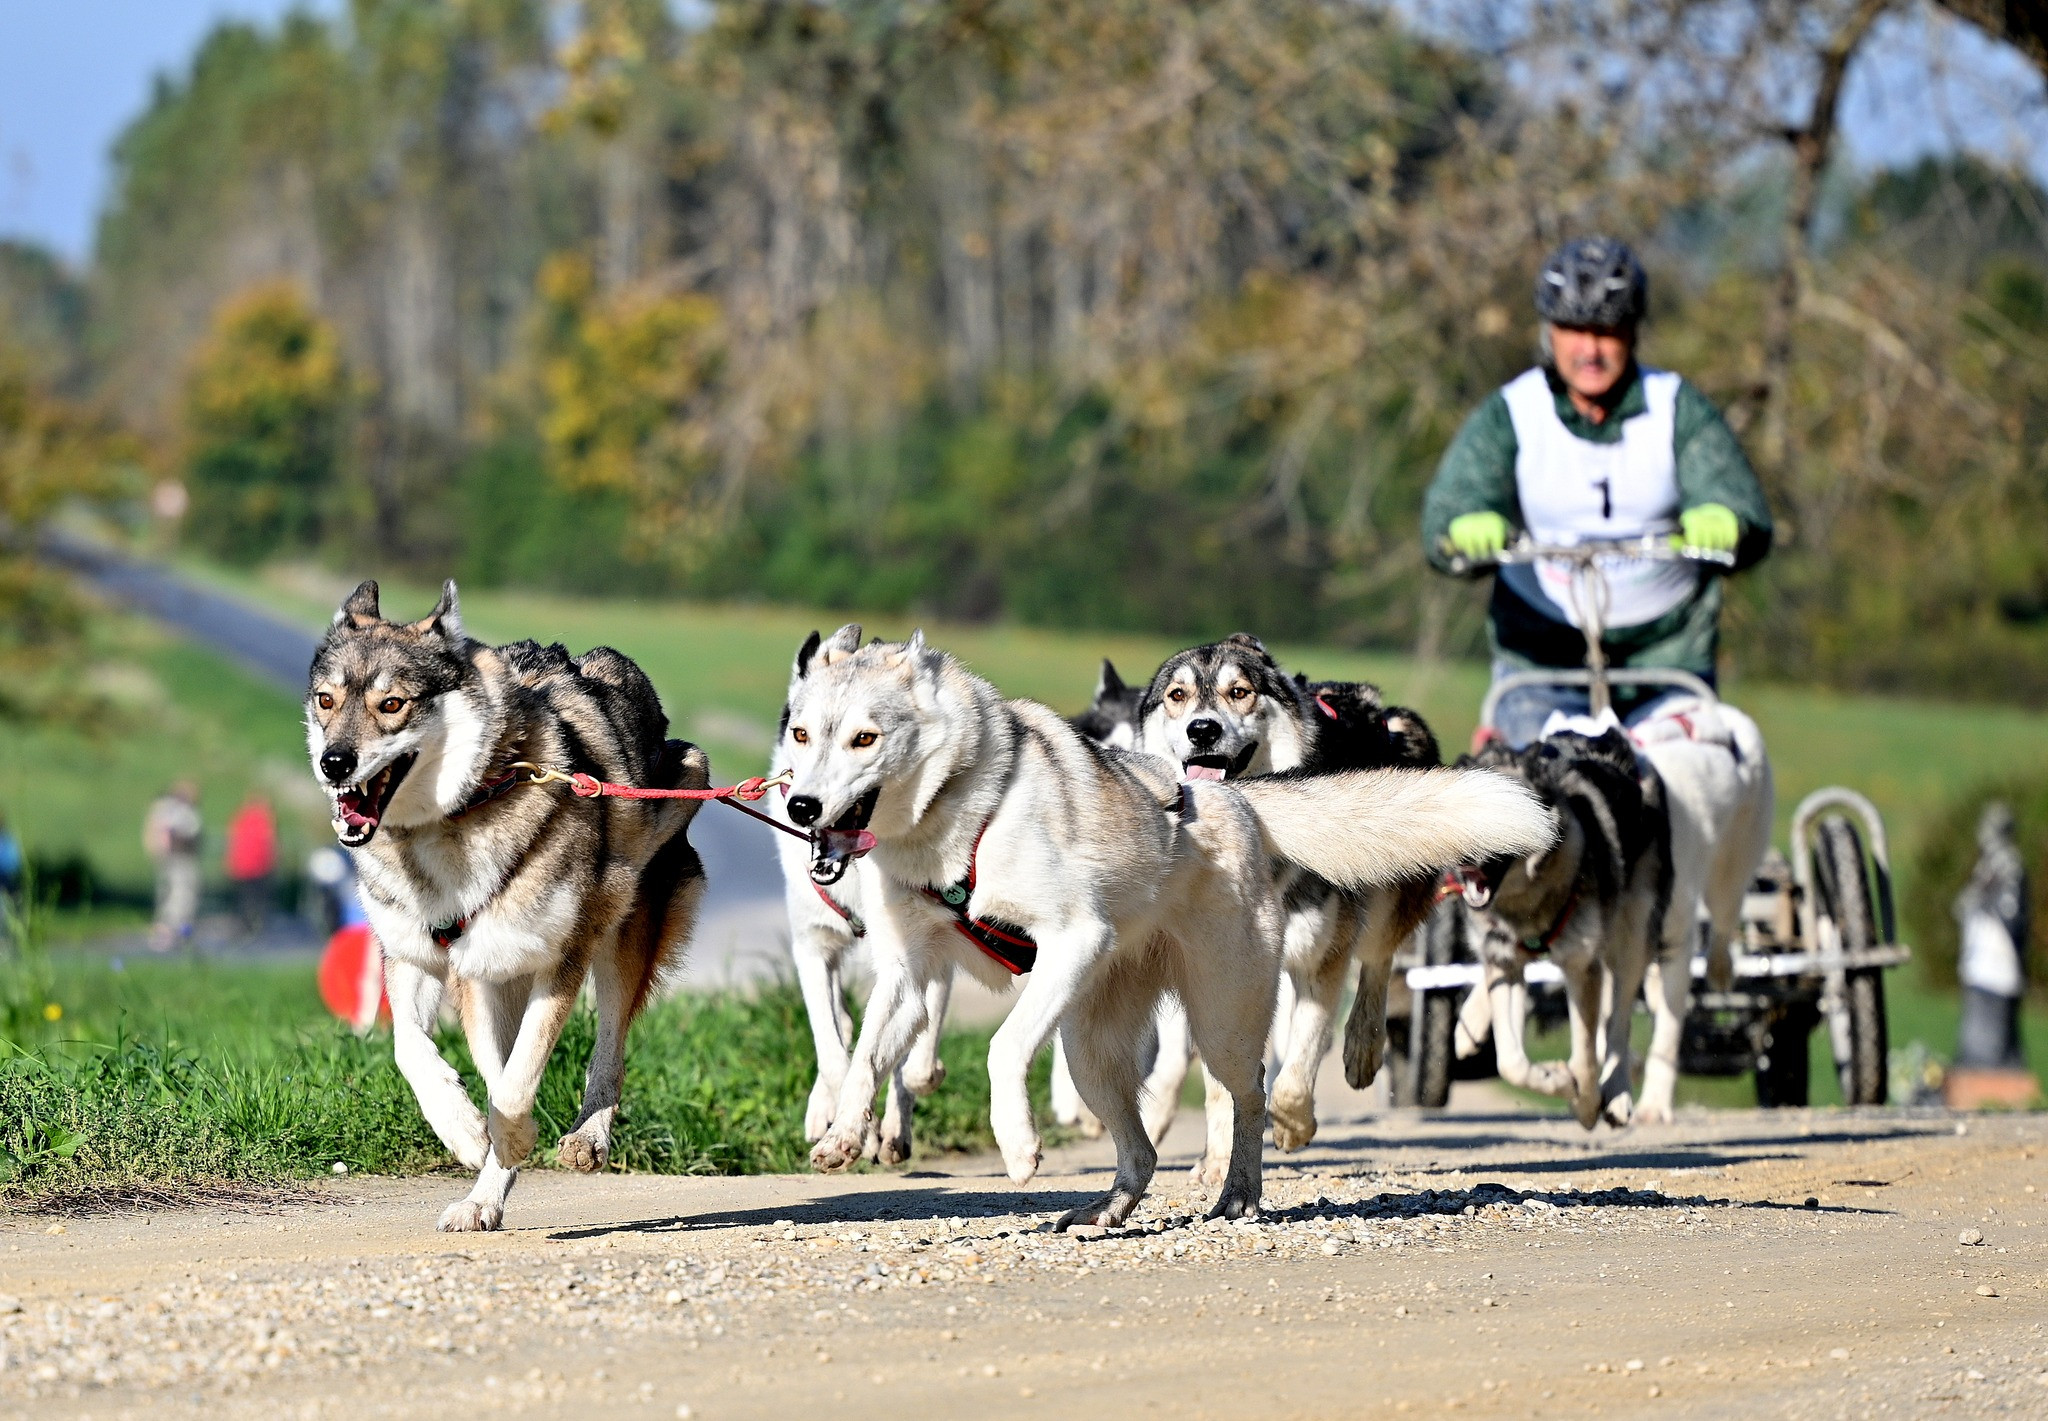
left=0, top=614, right=331, bottom=904
left=0, top=945, right=1055, bottom=1209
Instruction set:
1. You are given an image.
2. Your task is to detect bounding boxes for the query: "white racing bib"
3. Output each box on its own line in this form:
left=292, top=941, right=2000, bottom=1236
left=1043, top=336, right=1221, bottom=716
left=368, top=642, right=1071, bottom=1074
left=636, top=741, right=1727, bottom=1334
left=1502, top=366, right=1699, bottom=629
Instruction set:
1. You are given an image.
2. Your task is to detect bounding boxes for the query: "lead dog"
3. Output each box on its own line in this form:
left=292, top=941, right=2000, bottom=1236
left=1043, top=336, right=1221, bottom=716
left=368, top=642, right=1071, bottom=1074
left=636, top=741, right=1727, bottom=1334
left=1135, top=634, right=1444, bottom=1162
left=306, top=581, right=708, bottom=1231
left=780, top=625, right=1549, bottom=1227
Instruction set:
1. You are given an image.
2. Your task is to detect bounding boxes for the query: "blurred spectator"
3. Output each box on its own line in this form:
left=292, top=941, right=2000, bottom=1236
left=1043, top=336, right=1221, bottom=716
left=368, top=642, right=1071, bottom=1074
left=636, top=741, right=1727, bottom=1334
left=0, top=807, right=22, bottom=923
left=144, top=781, right=203, bottom=952
left=224, top=792, right=278, bottom=935
left=1954, top=801, right=2030, bottom=1070
left=304, top=844, right=365, bottom=935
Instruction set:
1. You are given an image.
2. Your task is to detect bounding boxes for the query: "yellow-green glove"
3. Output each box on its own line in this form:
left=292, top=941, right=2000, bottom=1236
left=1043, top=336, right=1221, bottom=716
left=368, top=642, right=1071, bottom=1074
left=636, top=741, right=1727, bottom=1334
left=1677, top=503, right=1739, bottom=554
left=1447, top=511, right=1510, bottom=562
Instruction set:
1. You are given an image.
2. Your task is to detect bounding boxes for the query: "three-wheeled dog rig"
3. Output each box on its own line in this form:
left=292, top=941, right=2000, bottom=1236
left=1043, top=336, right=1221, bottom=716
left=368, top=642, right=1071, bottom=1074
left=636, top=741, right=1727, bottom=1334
left=1383, top=535, right=1910, bottom=1110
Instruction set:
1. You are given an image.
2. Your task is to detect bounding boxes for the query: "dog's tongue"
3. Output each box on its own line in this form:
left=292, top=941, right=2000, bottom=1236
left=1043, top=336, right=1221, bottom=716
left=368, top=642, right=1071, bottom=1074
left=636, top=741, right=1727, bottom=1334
left=820, top=828, right=877, bottom=858
left=1184, top=764, right=1225, bottom=782
left=336, top=789, right=377, bottom=830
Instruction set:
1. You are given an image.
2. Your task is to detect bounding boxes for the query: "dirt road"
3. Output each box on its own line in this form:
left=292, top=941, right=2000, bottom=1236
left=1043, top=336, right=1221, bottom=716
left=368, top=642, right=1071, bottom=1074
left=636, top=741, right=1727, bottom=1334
left=3, top=1097, right=2043, bottom=1420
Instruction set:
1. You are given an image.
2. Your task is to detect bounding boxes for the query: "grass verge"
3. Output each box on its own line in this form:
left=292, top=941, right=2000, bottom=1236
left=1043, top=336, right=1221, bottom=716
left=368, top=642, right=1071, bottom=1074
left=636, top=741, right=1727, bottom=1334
left=0, top=946, right=1054, bottom=1211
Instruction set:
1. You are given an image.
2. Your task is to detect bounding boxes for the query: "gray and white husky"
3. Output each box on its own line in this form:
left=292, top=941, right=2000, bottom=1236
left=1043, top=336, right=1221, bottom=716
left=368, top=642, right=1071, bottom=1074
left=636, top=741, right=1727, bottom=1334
left=306, top=581, right=708, bottom=1232
left=777, top=651, right=1147, bottom=1160
left=1134, top=634, right=1444, bottom=1162
left=779, top=625, right=1550, bottom=1228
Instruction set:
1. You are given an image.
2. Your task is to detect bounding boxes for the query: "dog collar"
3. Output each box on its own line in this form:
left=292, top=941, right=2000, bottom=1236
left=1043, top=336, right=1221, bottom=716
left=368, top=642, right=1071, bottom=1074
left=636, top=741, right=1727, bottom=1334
left=920, top=819, right=1038, bottom=975
left=449, top=767, right=527, bottom=820
left=1524, top=882, right=1583, bottom=956
left=812, top=882, right=867, bottom=938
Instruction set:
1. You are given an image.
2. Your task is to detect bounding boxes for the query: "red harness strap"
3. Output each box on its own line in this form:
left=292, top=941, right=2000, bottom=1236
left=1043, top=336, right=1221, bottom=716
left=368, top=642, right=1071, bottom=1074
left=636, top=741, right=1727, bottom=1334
left=813, top=881, right=866, bottom=938
left=920, top=821, right=1038, bottom=975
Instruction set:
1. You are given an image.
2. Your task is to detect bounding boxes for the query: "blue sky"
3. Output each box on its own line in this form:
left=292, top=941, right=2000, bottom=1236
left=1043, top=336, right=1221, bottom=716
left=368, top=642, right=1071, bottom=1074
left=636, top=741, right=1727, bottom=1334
left=1, top=0, right=2044, bottom=265
left=0, top=1, right=341, bottom=262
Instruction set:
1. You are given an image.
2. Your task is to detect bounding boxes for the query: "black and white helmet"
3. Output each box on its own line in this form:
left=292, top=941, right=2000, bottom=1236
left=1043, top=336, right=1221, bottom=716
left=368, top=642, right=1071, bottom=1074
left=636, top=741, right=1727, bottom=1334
left=1535, top=236, right=1646, bottom=329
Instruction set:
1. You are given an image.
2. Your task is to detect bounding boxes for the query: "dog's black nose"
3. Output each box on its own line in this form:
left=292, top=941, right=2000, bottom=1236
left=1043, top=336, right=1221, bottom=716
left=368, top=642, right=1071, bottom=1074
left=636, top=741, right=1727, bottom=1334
left=320, top=748, right=358, bottom=785
left=787, top=794, right=823, bottom=827
left=1185, top=718, right=1224, bottom=752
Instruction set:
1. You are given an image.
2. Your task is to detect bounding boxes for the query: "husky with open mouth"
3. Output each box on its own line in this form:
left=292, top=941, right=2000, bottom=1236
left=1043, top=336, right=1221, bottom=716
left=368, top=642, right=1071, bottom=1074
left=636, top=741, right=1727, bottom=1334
left=1133, top=633, right=1447, bottom=1161
left=781, top=624, right=1551, bottom=1229
left=777, top=648, right=1158, bottom=1162
left=306, top=580, right=709, bottom=1233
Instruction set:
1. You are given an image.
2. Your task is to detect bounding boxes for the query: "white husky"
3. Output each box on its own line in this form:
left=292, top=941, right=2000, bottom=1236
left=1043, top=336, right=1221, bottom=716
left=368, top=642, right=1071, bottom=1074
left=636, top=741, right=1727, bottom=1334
left=1629, top=700, right=1774, bottom=1121
left=777, top=625, right=1551, bottom=1227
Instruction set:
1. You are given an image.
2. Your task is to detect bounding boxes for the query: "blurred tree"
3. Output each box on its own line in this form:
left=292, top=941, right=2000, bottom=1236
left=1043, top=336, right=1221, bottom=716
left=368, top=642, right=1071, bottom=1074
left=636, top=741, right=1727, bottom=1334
left=182, top=283, right=346, bottom=564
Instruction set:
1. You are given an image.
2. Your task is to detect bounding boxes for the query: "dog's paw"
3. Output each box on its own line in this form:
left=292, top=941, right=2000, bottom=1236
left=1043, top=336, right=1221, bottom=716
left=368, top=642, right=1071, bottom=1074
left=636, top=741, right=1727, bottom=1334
left=998, top=1134, right=1042, bottom=1185
left=1187, top=1152, right=1227, bottom=1189
left=437, top=1199, right=503, bottom=1233
left=902, top=1058, right=947, bottom=1097
left=1705, top=944, right=1735, bottom=994
left=1206, top=1188, right=1260, bottom=1223
left=487, top=1108, right=538, bottom=1167
left=447, top=1119, right=491, bottom=1172
left=876, top=1126, right=913, bottom=1168
left=1601, top=1092, right=1635, bottom=1129
left=1268, top=1083, right=1318, bottom=1153
left=1570, top=1091, right=1602, bottom=1132
left=860, top=1121, right=882, bottom=1164
left=810, top=1130, right=865, bottom=1174
left=1057, top=1190, right=1141, bottom=1232
left=804, top=1081, right=836, bottom=1143
left=1342, top=1019, right=1385, bottom=1090
left=1633, top=1098, right=1675, bottom=1126
left=556, top=1130, right=609, bottom=1174
left=1527, top=1062, right=1576, bottom=1097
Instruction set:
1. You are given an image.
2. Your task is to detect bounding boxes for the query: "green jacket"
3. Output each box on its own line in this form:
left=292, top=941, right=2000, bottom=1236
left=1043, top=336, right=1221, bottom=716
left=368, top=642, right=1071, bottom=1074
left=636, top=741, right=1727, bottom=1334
left=1421, top=364, right=1772, bottom=676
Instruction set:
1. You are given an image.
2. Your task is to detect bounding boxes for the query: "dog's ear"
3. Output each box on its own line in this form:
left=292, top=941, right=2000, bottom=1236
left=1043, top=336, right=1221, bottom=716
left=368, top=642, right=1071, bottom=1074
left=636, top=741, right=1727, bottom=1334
left=1292, top=671, right=1309, bottom=690
left=818, top=623, right=863, bottom=666
left=336, top=580, right=381, bottom=627
left=1096, top=658, right=1125, bottom=700
left=413, top=580, right=462, bottom=640
left=1224, top=632, right=1268, bottom=656
left=794, top=630, right=823, bottom=678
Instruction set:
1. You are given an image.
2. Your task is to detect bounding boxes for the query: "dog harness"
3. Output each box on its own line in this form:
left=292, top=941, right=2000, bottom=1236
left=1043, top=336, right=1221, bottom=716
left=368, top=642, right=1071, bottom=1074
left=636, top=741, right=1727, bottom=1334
left=921, top=820, right=1038, bottom=975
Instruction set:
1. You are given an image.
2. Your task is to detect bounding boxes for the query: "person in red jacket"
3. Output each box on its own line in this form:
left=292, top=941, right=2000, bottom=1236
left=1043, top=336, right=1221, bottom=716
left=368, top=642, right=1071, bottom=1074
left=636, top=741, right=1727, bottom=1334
left=223, top=792, right=278, bottom=935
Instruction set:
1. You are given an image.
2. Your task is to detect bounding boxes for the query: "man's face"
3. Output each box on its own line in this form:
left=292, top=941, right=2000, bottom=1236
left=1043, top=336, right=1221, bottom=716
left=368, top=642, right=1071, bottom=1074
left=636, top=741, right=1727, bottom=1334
left=1548, top=324, right=1633, bottom=402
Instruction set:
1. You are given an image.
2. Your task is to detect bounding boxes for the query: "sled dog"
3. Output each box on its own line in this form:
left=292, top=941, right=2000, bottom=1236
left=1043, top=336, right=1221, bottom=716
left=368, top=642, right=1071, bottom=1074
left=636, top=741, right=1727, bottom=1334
left=306, top=581, right=707, bottom=1232
left=1133, top=634, right=1444, bottom=1163
left=1455, top=730, right=1670, bottom=1128
left=780, top=625, right=1549, bottom=1228
left=1455, top=703, right=1773, bottom=1126
left=781, top=652, right=1150, bottom=1159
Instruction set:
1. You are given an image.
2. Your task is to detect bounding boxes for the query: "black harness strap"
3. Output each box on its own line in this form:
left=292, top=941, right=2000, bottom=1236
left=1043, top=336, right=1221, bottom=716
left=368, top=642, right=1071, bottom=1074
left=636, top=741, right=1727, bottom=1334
left=921, top=820, right=1038, bottom=975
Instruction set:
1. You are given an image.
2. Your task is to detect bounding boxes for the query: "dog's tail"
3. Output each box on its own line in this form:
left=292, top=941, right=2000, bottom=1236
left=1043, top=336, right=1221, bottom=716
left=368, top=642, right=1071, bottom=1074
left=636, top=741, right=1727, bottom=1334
left=1232, top=767, right=1554, bottom=891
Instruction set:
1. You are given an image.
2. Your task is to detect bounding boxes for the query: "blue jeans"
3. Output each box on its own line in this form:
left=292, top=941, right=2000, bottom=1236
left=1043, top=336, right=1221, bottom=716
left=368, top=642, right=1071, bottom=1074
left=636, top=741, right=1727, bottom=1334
left=1489, top=659, right=1717, bottom=750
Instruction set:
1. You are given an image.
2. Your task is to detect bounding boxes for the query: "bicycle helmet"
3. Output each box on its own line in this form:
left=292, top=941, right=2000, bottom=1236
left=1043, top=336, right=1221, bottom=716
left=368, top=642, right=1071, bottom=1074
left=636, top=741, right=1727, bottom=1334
left=1534, top=236, right=1646, bottom=329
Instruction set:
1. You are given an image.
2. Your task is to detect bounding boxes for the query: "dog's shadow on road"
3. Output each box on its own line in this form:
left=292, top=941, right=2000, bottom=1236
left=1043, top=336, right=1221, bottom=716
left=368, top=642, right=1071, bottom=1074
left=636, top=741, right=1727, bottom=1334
left=546, top=1187, right=1103, bottom=1242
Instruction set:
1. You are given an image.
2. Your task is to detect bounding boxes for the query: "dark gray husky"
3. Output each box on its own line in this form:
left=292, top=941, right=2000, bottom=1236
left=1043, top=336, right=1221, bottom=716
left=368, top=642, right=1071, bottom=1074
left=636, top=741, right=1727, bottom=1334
left=1458, top=730, right=1670, bottom=1130
left=306, top=580, right=708, bottom=1232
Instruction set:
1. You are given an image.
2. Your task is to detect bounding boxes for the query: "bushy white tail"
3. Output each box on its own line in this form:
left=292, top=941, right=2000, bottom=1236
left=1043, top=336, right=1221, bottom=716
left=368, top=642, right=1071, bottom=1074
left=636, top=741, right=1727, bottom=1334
left=1232, top=767, right=1554, bottom=891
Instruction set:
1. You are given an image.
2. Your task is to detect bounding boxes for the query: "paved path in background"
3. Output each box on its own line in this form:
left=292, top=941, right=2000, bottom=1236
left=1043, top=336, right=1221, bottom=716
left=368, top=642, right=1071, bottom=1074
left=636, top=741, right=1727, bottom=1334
left=4, top=1107, right=2042, bottom=1419
left=44, top=533, right=792, bottom=977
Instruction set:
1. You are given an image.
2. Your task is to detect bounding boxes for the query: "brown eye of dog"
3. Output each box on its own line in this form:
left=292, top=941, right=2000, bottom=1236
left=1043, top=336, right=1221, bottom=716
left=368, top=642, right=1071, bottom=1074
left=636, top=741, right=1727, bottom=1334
left=791, top=728, right=809, bottom=744
left=316, top=693, right=334, bottom=711
left=1168, top=687, right=1187, bottom=703
left=851, top=731, right=877, bottom=749
left=1228, top=686, right=1250, bottom=701
left=378, top=696, right=405, bottom=715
